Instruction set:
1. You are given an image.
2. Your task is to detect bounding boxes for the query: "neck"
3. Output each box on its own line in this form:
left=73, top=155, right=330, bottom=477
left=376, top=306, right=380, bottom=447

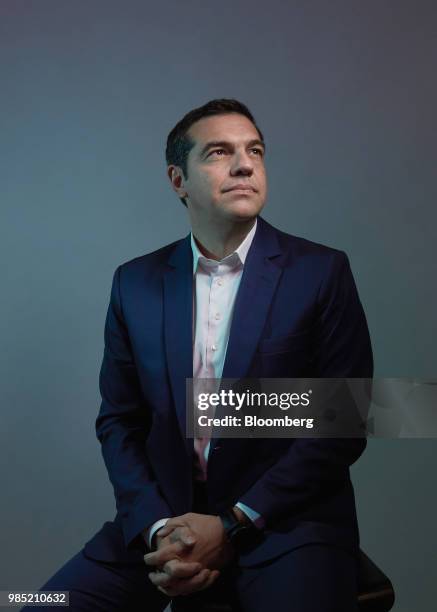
left=190, top=217, right=256, bottom=260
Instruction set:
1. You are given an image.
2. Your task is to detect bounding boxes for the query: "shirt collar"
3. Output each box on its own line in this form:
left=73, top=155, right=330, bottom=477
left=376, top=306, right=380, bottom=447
left=190, top=218, right=257, bottom=274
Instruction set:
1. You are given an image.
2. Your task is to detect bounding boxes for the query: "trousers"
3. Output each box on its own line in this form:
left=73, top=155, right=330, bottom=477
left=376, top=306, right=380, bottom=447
left=22, top=482, right=359, bottom=611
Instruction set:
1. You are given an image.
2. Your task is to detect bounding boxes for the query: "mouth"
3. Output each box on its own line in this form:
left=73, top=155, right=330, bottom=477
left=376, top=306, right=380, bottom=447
left=224, top=187, right=257, bottom=193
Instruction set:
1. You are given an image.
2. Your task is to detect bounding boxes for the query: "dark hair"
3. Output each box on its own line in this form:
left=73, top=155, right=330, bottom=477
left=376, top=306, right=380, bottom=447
left=165, top=98, right=264, bottom=206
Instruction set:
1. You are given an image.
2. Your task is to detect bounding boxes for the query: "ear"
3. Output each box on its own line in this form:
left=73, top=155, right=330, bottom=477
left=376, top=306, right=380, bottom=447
left=167, top=165, right=187, bottom=199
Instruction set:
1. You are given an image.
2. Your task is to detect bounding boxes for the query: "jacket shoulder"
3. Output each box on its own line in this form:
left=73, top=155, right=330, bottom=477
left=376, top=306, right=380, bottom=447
left=117, top=237, right=185, bottom=275
left=269, top=221, right=347, bottom=263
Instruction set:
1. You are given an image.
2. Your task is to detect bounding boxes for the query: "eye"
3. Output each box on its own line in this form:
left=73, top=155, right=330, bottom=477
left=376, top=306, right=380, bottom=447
left=251, top=148, right=264, bottom=156
left=209, top=149, right=226, bottom=157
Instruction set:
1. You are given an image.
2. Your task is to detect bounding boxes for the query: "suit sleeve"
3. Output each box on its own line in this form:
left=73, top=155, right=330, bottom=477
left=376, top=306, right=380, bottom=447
left=238, top=251, right=373, bottom=526
left=96, top=265, right=173, bottom=551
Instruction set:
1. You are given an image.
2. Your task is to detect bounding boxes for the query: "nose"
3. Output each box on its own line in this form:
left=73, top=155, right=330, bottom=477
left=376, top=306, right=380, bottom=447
left=230, top=150, right=254, bottom=176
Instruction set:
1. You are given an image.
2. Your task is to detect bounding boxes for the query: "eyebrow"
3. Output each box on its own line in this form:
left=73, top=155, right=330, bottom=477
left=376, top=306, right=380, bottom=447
left=198, top=139, right=266, bottom=158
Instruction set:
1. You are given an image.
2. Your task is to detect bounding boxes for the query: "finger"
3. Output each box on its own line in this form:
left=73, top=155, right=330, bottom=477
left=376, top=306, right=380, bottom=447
left=158, top=518, right=187, bottom=534
left=162, top=558, right=202, bottom=579
left=148, top=572, right=169, bottom=587
left=168, top=527, right=196, bottom=546
left=150, top=567, right=210, bottom=589
left=175, top=568, right=213, bottom=595
left=154, top=569, right=211, bottom=596
left=144, top=541, right=189, bottom=566
left=194, top=569, right=221, bottom=593
left=148, top=571, right=176, bottom=587
left=159, top=524, right=195, bottom=546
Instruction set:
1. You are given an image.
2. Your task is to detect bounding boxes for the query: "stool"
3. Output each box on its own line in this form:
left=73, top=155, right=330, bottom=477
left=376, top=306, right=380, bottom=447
left=357, top=549, right=395, bottom=611
left=171, top=548, right=395, bottom=612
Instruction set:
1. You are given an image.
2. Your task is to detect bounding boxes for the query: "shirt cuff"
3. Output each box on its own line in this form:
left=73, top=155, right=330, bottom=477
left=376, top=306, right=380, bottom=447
left=235, top=501, right=265, bottom=529
left=145, top=518, right=170, bottom=549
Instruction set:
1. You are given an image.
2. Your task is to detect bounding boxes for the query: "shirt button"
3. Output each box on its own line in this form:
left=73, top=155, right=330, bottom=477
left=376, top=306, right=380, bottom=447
left=217, top=278, right=223, bottom=286
left=211, top=344, right=217, bottom=351
left=215, top=313, right=221, bottom=321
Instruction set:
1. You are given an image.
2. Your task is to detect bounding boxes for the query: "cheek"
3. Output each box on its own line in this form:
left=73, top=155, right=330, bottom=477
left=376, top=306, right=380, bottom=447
left=190, top=177, right=212, bottom=200
left=205, top=171, right=226, bottom=193
left=258, top=167, right=267, bottom=186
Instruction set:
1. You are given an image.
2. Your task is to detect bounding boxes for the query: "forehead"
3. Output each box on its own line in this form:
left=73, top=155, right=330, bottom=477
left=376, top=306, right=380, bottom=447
left=187, top=113, right=260, bottom=147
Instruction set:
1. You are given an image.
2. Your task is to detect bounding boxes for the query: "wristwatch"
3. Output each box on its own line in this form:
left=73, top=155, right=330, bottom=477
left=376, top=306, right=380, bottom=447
left=218, top=508, right=259, bottom=553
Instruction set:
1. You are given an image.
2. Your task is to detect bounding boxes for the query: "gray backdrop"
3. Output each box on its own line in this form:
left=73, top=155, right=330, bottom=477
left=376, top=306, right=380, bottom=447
left=1, top=1, right=436, bottom=610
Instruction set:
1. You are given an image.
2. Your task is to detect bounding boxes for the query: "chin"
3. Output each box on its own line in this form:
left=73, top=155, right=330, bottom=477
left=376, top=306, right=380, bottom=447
left=228, top=203, right=264, bottom=222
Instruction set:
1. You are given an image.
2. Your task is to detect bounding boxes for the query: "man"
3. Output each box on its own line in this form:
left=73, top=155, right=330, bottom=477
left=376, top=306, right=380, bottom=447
left=27, top=99, right=372, bottom=611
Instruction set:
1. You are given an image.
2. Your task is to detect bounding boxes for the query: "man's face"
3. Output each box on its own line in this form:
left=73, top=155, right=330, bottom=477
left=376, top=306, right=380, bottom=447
left=170, top=113, right=267, bottom=224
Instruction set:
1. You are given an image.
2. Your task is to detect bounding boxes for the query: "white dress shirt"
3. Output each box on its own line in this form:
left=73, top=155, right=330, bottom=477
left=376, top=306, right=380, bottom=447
left=146, top=219, right=264, bottom=549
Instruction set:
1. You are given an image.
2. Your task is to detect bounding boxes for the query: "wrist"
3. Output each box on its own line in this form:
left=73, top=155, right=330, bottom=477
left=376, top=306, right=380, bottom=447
left=218, top=508, right=259, bottom=554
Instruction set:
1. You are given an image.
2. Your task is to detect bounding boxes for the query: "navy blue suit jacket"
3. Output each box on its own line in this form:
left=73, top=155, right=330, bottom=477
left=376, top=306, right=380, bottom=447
left=84, top=216, right=373, bottom=568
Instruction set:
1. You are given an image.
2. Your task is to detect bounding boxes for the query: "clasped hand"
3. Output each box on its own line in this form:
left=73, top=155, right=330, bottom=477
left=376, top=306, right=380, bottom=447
left=143, top=512, right=234, bottom=597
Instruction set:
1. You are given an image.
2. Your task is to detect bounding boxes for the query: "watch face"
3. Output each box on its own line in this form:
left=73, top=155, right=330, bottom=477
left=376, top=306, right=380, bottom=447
left=231, top=524, right=259, bottom=551
left=220, top=510, right=263, bottom=552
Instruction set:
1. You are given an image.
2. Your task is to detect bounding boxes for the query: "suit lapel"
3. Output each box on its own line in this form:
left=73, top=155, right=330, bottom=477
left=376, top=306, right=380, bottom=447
left=163, top=235, right=194, bottom=458
left=208, top=217, right=284, bottom=452
left=222, top=217, right=283, bottom=379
